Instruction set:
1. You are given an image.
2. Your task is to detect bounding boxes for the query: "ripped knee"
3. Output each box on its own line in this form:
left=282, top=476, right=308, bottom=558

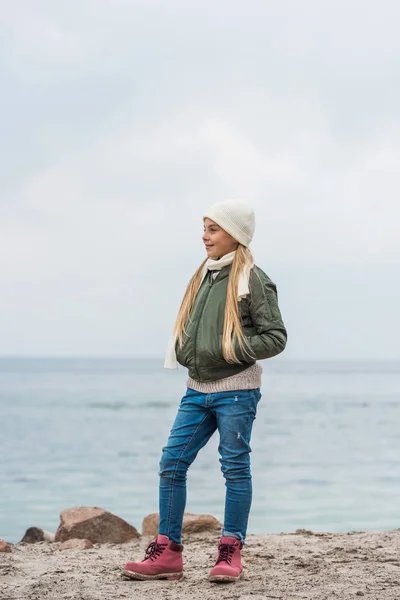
left=158, top=451, right=187, bottom=480
left=221, top=464, right=251, bottom=481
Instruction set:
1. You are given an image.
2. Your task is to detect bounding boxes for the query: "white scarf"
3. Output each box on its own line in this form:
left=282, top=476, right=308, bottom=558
left=164, top=251, right=253, bottom=369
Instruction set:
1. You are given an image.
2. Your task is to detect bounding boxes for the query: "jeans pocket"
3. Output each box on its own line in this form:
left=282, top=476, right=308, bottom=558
left=249, top=388, right=262, bottom=404
left=248, top=389, right=262, bottom=418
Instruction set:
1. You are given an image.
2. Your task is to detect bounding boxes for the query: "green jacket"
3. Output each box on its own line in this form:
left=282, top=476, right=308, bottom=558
left=176, top=264, right=287, bottom=382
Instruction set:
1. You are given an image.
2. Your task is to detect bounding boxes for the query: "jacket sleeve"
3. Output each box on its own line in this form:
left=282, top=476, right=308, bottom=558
left=237, top=267, right=287, bottom=361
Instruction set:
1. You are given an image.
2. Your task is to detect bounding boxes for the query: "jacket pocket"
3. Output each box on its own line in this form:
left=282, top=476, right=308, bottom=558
left=176, top=337, right=192, bottom=368
left=199, top=332, right=225, bottom=366
left=232, top=333, right=257, bottom=363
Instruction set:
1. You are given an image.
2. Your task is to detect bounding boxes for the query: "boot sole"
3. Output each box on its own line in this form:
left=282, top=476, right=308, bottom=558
left=209, top=571, right=243, bottom=583
left=122, top=569, right=183, bottom=581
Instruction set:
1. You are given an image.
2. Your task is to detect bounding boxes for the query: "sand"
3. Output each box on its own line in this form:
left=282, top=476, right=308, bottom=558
left=1, top=529, right=399, bottom=599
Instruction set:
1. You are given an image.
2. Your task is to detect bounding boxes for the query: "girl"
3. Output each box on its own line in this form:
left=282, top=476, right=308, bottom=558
left=123, top=199, right=287, bottom=582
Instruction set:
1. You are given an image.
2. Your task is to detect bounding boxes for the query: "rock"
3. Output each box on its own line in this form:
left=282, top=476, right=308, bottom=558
left=182, top=513, right=222, bottom=534
left=295, top=528, right=314, bottom=535
left=0, top=539, right=12, bottom=553
left=21, top=527, right=55, bottom=544
left=142, top=513, right=160, bottom=536
left=55, top=507, right=140, bottom=544
left=59, top=538, right=93, bottom=551
left=142, top=512, right=222, bottom=536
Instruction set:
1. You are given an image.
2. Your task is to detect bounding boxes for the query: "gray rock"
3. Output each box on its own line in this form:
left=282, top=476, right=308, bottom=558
left=21, top=527, right=55, bottom=544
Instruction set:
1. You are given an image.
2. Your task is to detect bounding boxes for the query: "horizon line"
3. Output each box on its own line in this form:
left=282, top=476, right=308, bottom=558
left=0, top=355, right=399, bottom=362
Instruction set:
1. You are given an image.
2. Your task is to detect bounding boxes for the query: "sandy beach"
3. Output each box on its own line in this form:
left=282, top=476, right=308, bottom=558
left=1, top=528, right=399, bottom=599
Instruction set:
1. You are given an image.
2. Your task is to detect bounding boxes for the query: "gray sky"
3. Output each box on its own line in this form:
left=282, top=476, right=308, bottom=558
left=1, top=0, right=399, bottom=360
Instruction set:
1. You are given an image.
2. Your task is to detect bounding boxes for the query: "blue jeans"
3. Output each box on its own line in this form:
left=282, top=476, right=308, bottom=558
left=158, top=387, right=262, bottom=545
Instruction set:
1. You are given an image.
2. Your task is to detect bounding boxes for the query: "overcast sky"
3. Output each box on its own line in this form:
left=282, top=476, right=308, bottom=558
left=1, top=0, right=399, bottom=360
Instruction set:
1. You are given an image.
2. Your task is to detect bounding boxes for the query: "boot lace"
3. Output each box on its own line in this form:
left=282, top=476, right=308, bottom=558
left=216, top=542, right=235, bottom=565
left=144, top=540, right=167, bottom=562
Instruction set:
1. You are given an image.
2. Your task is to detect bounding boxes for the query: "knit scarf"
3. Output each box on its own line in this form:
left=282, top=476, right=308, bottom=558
left=164, top=250, right=253, bottom=369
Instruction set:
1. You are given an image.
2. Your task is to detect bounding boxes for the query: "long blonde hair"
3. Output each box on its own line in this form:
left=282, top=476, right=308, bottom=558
left=174, top=245, right=254, bottom=364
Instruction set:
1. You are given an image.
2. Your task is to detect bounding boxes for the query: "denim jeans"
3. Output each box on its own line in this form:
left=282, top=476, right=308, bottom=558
left=158, top=387, right=262, bottom=545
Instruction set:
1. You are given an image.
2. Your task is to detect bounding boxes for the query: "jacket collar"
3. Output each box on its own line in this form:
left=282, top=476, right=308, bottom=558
left=209, top=264, right=232, bottom=282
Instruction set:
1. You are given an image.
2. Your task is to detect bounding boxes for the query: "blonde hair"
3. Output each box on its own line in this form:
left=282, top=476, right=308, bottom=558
left=174, top=245, right=254, bottom=364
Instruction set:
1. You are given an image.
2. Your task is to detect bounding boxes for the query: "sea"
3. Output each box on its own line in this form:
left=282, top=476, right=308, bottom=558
left=0, top=358, right=399, bottom=544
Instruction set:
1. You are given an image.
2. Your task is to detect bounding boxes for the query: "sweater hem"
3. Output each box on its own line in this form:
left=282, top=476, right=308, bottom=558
left=186, top=363, right=263, bottom=393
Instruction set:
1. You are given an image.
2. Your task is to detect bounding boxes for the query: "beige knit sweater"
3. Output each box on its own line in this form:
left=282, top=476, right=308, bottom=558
left=187, top=362, right=262, bottom=393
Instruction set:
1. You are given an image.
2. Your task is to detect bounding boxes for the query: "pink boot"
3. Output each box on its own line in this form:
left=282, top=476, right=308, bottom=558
left=123, top=534, right=183, bottom=581
left=209, top=536, right=243, bottom=582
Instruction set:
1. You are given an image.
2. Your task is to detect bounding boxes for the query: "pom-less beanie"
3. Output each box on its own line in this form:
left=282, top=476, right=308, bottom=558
left=203, top=199, right=255, bottom=247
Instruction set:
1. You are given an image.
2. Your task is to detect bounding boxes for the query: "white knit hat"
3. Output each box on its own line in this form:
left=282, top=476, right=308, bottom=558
left=203, top=199, right=255, bottom=247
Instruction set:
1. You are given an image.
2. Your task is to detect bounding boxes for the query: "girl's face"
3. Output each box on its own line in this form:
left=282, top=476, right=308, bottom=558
left=202, top=218, right=239, bottom=259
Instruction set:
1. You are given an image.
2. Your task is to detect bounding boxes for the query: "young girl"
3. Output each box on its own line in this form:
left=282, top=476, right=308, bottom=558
left=123, top=199, right=287, bottom=582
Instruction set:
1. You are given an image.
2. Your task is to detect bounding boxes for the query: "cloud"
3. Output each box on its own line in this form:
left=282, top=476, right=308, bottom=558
left=0, top=0, right=399, bottom=357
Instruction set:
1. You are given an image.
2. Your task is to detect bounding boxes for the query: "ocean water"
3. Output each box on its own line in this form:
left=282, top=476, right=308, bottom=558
left=0, top=358, right=399, bottom=544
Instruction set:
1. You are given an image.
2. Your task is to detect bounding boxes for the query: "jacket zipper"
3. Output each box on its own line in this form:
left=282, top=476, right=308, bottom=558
left=192, top=271, right=214, bottom=379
